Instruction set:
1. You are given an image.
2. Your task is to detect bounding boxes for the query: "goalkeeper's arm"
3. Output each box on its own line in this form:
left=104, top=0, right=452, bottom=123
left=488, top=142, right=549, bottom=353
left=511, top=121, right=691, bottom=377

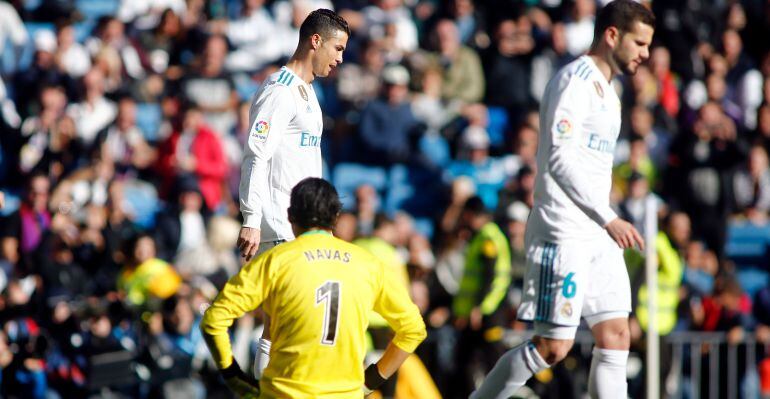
left=220, top=358, right=261, bottom=398
left=363, top=342, right=410, bottom=394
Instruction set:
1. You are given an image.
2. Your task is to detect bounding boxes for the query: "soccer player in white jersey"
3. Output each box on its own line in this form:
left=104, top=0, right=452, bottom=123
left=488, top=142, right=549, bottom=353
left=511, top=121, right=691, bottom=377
left=236, top=8, right=349, bottom=380
left=471, top=1, right=654, bottom=398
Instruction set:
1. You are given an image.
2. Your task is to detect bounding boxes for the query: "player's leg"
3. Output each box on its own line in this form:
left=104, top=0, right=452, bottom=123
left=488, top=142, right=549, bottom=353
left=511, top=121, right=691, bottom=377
left=586, top=314, right=630, bottom=398
left=583, top=235, right=633, bottom=398
left=470, top=324, right=575, bottom=399
left=473, top=238, right=585, bottom=399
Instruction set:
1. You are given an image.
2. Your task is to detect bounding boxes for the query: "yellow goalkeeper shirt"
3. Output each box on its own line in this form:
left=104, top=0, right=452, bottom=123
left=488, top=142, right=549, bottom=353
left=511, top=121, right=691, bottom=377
left=201, top=230, right=426, bottom=399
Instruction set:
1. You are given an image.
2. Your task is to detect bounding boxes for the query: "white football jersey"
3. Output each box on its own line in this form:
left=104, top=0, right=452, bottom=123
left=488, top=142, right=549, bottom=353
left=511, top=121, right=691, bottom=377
left=240, top=66, right=324, bottom=241
left=527, top=55, right=621, bottom=241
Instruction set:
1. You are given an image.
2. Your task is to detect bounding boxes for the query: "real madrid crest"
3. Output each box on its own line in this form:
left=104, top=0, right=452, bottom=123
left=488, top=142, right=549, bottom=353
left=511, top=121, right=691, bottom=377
left=560, top=302, right=573, bottom=318
left=593, top=81, right=604, bottom=98
left=298, top=85, right=309, bottom=102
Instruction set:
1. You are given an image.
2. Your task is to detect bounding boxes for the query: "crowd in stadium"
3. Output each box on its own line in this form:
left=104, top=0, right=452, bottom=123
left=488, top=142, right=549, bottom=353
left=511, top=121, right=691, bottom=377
left=1, top=0, right=770, bottom=398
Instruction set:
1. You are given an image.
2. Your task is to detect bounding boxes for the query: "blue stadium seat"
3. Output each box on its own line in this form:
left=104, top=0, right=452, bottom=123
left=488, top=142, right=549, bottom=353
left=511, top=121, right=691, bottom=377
left=736, top=267, right=769, bottom=298
left=384, top=164, right=444, bottom=217
left=75, top=0, right=120, bottom=20
left=73, top=20, right=96, bottom=43
left=24, top=0, right=42, bottom=11
left=725, top=222, right=770, bottom=270
left=233, top=73, right=260, bottom=101
left=487, top=106, right=509, bottom=148
left=413, top=217, right=435, bottom=240
left=1, top=39, right=14, bottom=75
left=331, top=163, right=387, bottom=210
left=135, top=103, right=162, bottom=142
left=418, top=134, right=450, bottom=167
left=3, top=22, right=55, bottom=74
left=0, top=191, right=20, bottom=217
left=122, top=180, right=159, bottom=230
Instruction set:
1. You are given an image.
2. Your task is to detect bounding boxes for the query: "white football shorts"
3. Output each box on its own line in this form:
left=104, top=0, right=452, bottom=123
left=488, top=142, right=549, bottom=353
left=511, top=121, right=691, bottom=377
left=517, top=232, right=631, bottom=330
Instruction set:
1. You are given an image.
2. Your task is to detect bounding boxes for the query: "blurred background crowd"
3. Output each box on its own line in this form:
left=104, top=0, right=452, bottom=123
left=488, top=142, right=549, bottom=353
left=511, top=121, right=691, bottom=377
left=1, top=0, right=770, bottom=398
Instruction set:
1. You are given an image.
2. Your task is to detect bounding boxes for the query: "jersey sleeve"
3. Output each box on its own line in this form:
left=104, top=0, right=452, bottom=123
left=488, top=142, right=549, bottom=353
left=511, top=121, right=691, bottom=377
left=200, top=254, right=273, bottom=369
left=372, top=260, right=427, bottom=353
left=239, top=85, right=296, bottom=228
left=547, top=75, right=618, bottom=226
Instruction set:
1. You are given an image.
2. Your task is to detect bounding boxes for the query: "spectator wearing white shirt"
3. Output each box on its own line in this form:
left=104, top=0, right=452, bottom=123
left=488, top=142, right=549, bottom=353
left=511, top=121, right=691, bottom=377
left=361, top=0, right=418, bottom=56
left=564, top=0, right=596, bottom=57
left=209, top=0, right=283, bottom=73
left=66, top=68, right=118, bottom=149
left=271, top=0, right=334, bottom=60
left=55, top=21, right=92, bottom=78
left=98, top=98, right=157, bottom=176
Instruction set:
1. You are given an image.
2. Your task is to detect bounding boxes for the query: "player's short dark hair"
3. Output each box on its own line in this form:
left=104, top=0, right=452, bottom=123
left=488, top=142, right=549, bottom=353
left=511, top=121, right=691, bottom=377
left=299, top=9, right=350, bottom=42
left=288, top=178, right=342, bottom=230
left=594, top=0, right=655, bottom=38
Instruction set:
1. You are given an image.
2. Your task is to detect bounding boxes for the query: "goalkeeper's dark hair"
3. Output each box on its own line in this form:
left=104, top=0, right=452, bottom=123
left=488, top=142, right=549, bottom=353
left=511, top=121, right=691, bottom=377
left=289, top=178, right=342, bottom=230
left=594, top=0, right=655, bottom=39
left=299, top=9, right=350, bottom=41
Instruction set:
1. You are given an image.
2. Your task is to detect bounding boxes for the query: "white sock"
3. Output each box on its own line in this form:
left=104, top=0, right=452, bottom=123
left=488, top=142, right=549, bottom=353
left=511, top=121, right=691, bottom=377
left=470, top=340, right=549, bottom=399
left=588, top=347, right=629, bottom=399
left=253, top=338, right=271, bottom=379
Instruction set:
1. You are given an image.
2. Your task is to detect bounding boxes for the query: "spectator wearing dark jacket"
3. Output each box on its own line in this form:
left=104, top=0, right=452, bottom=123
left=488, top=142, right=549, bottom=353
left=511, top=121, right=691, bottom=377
left=356, top=64, right=420, bottom=165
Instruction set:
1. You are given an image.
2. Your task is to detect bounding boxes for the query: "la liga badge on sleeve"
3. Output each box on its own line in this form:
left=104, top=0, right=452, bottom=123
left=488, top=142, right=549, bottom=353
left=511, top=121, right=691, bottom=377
left=252, top=120, right=270, bottom=142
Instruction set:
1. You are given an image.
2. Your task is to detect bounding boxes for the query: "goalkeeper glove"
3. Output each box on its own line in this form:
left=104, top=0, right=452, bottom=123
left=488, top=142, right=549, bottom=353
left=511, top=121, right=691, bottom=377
left=363, top=363, right=387, bottom=395
left=221, top=358, right=260, bottom=398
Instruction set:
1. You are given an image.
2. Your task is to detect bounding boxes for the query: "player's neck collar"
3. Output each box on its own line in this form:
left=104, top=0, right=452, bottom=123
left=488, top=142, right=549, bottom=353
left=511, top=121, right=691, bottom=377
left=300, top=229, right=333, bottom=237
left=585, top=54, right=613, bottom=83
left=282, top=63, right=313, bottom=85
left=280, top=66, right=300, bottom=84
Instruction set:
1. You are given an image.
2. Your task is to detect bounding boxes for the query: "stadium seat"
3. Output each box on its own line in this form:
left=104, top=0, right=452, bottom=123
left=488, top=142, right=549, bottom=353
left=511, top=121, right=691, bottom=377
left=736, top=267, right=769, bottom=298
left=122, top=179, right=159, bottom=230
left=1, top=39, right=16, bottom=74
left=135, top=103, right=163, bottom=142
left=331, top=163, right=387, bottom=210
left=0, top=191, right=20, bottom=217
left=5, top=22, right=56, bottom=74
left=418, top=134, right=450, bottom=167
left=725, top=222, right=770, bottom=270
left=486, top=106, right=509, bottom=149
left=384, top=164, right=444, bottom=217
left=233, top=73, right=260, bottom=102
left=413, top=217, right=435, bottom=239
left=73, top=20, right=96, bottom=43
left=23, top=0, right=42, bottom=12
left=75, top=0, right=120, bottom=21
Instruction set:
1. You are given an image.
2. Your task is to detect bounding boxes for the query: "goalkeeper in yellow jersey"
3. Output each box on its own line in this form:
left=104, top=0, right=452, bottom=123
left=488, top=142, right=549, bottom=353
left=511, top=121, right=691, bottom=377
left=201, top=177, right=427, bottom=398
